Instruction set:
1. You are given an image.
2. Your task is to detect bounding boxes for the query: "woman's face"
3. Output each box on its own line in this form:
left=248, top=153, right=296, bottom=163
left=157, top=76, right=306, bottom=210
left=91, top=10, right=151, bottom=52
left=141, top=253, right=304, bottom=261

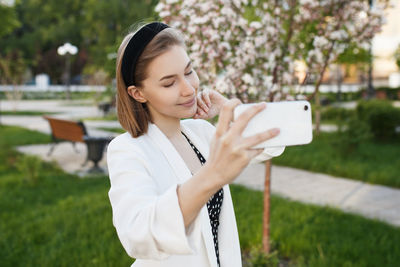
left=133, top=45, right=199, bottom=123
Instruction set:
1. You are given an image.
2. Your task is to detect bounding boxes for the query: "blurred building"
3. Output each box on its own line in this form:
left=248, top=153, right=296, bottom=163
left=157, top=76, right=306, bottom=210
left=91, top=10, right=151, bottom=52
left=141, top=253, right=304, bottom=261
left=373, top=1, right=400, bottom=79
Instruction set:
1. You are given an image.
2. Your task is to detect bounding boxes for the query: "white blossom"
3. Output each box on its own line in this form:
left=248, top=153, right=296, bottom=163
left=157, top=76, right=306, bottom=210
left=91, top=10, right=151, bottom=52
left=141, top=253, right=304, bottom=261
left=242, top=73, right=254, bottom=85
left=156, top=0, right=387, bottom=102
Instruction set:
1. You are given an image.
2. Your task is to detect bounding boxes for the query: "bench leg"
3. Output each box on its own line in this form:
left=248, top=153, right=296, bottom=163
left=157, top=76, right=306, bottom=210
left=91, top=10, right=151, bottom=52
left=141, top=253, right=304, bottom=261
left=47, top=143, right=56, bottom=156
left=72, top=142, right=80, bottom=153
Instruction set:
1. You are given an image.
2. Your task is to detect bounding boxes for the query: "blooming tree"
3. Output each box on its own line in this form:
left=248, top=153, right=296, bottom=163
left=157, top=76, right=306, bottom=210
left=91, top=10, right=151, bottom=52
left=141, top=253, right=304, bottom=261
left=156, top=0, right=310, bottom=102
left=156, top=0, right=254, bottom=100
left=297, top=0, right=388, bottom=134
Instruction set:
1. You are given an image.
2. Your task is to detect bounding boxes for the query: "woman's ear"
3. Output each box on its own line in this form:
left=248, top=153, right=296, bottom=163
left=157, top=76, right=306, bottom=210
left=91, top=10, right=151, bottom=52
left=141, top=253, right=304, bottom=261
left=127, top=86, right=147, bottom=103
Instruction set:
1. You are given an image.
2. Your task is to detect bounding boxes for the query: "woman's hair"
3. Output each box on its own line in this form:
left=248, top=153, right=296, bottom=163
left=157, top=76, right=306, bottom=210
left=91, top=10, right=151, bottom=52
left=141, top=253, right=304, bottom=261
left=116, top=24, right=186, bottom=138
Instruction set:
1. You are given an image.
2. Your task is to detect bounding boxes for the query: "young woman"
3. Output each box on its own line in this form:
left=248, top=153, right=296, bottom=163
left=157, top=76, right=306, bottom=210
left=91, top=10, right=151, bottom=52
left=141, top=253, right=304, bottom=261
left=107, top=22, right=284, bottom=267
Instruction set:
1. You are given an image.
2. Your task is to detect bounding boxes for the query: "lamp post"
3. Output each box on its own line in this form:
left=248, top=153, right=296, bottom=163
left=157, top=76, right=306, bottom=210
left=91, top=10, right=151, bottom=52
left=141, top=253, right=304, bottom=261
left=367, top=0, right=375, bottom=99
left=57, top=43, right=78, bottom=100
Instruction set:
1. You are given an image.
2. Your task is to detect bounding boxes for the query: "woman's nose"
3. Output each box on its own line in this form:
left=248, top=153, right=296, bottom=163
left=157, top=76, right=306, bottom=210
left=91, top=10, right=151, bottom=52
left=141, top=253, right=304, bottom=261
left=180, top=78, right=195, bottom=96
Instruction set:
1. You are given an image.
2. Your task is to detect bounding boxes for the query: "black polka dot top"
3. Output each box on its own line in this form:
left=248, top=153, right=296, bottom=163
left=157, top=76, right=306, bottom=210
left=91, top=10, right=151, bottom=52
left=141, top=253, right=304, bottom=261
left=181, top=132, right=224, bottom=267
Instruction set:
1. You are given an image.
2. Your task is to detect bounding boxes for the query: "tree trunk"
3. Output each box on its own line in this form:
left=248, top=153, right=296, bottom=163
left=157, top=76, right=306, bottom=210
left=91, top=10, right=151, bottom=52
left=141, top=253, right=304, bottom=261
left=315, top=90, right=321, bottom=136
left=367, top=43, right=375, bottom=99
left=336, top=64, right=342, bottom=102
left=262, top=159, right=272, bottom=254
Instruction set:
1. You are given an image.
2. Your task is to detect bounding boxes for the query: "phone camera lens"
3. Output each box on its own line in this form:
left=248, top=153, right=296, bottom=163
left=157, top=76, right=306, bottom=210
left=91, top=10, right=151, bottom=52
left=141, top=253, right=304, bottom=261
left=304, top=105, right=309, bottom=111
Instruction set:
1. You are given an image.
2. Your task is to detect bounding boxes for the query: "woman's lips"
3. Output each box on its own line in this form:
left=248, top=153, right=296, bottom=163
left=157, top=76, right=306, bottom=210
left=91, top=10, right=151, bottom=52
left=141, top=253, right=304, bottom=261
left=180, top=98, right=195, bottom=107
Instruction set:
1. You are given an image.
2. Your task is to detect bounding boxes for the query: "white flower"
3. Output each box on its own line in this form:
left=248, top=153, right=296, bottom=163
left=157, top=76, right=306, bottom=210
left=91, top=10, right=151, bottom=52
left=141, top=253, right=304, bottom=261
left=250, top=21, right=262, bottom=29
left=242, top=73, right=254, bottom=85
left=330, top=30, right=348, bottom=40
left=193, top=16, right=208, bottom=24
left=313, top=36, right=329, bottom=48
left=159, top=10, right=170, bottom=18
left=248, top=86, right=257, bottom=95
left=220, top=42, right=231, bottom=50
left=154, top=2, right=165, bottom=13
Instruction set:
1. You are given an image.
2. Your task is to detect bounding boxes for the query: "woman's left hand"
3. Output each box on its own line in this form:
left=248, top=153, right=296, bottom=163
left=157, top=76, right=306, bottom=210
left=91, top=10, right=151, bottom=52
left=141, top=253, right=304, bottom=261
left=193, top=89, right=227, bottom=120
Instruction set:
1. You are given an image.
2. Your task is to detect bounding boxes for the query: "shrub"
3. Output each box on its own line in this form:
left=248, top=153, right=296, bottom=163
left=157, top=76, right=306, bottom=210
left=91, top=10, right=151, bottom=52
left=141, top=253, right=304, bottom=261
left=356, top=100, right=400, bottom=141
left=321, top=106, right=354, bottom=122
left=360, top=87, right=400, bottom=100
left=334, top=115, right=373, bottom=154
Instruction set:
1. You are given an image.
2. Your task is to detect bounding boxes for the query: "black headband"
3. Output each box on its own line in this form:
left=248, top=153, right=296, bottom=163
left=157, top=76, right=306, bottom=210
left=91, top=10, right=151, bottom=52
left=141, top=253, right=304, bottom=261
left=121, top=22, right=170, bottom=87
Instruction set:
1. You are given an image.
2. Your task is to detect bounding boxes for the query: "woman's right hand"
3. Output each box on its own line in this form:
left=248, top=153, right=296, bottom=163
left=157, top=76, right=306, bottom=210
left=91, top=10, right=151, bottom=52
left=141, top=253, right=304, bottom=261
left=204, top=99, right=280, bottom=186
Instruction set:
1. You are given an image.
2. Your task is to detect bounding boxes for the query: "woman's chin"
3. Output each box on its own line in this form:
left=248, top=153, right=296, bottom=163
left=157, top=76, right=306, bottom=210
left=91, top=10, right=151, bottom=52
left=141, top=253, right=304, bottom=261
left=182, top=108, right=197, bottom=119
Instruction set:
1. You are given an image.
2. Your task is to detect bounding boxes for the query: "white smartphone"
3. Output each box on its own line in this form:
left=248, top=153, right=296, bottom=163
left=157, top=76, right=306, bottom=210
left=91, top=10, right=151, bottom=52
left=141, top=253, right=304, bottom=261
left=233, top=100, right=313, bottom=148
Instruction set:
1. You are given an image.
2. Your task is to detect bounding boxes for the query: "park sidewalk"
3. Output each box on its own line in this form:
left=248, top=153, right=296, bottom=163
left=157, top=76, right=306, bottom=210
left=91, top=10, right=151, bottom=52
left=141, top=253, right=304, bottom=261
left=2, top=100, right=400, bottom=227
left=235, top=164, right=400, bottom=227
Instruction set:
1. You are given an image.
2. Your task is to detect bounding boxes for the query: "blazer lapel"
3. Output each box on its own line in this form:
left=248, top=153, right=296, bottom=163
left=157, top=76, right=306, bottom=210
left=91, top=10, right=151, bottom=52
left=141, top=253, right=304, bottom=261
left=181, top=123, right=218, bottom=267
left=200, top=205, right=219, bottom=267
left=148, top=122, right=218, bottom=267
left=147, top=122, right=192, bottom=184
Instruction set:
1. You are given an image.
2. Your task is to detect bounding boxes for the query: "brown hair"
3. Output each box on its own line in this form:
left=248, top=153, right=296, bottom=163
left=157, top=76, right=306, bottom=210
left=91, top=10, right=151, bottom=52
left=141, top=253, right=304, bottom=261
left=116, top=25, right=186, bottom=138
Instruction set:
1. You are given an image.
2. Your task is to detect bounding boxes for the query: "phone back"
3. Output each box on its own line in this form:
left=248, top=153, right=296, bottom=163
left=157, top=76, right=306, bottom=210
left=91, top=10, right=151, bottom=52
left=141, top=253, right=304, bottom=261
left=234, top=101, right=313, bottom=148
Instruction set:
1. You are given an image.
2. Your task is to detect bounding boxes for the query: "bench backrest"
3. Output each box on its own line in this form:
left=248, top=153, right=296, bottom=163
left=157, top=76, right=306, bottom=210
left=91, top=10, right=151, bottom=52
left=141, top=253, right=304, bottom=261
left=43, top=116, right=87, bottom=143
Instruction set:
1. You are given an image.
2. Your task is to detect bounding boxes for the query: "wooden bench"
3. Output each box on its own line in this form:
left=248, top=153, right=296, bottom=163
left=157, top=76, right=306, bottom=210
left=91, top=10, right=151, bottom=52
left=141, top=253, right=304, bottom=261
left=43, top=116, right=88, bottom=156
left=43, top=116, right=112, bottom=171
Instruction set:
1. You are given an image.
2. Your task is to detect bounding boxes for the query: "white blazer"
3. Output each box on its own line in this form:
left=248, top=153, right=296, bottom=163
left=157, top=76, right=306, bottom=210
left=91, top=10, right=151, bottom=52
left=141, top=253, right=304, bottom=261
left=107, top=119, right=284, bottom=267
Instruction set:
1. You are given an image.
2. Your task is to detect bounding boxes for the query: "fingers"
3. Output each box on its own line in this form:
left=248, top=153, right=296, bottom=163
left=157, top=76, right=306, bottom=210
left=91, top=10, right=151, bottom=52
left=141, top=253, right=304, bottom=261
left=230, top=102, right=266, bottom=135
left=197, top=97, right=208, bottom=113
left=246, top=147, right=265, bottom=159
left=215, top=99, right=241, bottom=137
left=193, top=108, right=206, bottom=119
left=238, top=128, right=280, bottom=149
left=196, top=93, right=208, bottom=112
left=202, top=90, right=211, bottom=108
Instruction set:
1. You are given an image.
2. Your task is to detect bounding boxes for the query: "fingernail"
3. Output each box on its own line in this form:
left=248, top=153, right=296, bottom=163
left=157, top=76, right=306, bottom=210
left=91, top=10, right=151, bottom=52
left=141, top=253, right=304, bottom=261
left=271, top=128, right=280, bottom=135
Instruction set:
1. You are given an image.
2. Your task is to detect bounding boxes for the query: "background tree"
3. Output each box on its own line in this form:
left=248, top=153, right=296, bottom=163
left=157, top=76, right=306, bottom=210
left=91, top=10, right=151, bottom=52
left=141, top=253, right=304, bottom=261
left=0, top=1, right=20, bottom=38
left=0, top=0, right=158, bottom=84
left=297, top=0, right=388, bottom=135
left=156, top=0, right=300, bottom=102
left=80, top=0, right=159, bottom=78
left=0, top=50, right=27, bottom=109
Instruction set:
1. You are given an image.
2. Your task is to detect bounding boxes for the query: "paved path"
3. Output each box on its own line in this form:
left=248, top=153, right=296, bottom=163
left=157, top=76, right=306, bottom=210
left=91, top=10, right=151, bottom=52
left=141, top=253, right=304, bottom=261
left=235, top=164, right=400, bottom=227
left=2, top=100, right=400, bottom=227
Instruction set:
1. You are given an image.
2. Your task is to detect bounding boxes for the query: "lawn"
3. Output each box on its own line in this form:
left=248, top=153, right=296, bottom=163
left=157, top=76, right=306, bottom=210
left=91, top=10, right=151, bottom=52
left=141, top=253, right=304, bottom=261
left=1, top=125, right=400, bottom=266
left=0, top=110, right=58, bottom=116
left=272, top=131, right=400, bottom=188
left=95, top=126, right=125, bottom=134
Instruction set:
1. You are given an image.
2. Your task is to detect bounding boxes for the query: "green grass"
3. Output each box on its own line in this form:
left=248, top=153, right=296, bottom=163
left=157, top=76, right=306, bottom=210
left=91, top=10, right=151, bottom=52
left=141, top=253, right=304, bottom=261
left=272, top=131, right=400, bottom=188
left=0, top=110, right=58, bottom=116
left=232, top=185, right=400, bottom=266
left=83, top=114, right=118, bottom=121
left=1, top=125, right=400, bottom=266
left=0, top=125, right=132, bottom=266
left=96, top=127, right=125, bottom=134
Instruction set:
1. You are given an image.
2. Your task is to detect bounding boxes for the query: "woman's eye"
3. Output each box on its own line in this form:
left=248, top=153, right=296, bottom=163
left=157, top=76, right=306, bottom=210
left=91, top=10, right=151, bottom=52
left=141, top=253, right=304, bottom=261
left=185, top=70, right=193, bottom=76
left=164, top=82, right=174, bottom=88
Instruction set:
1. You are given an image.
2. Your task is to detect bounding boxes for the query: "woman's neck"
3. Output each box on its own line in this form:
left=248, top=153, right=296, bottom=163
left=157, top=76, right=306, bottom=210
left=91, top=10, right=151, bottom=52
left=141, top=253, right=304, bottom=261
left=153, top=116, right=182, bottom=140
